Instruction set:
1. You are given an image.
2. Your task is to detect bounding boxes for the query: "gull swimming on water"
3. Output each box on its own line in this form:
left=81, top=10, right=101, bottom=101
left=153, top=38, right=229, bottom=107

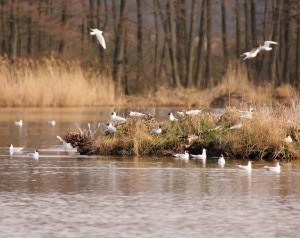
left=174, top=151, right=189, bottom=160
left=14, top=120, right=23, bottom=126
left=263, top=162, right=281, bottom=173
left=258, top=41, right=278, bottom=51
left=56, top=135, right=76, bottom=153
left=90, top=28, right=106, bottom=49
left=168, top=112, right=178, bottom=122
left=218, top=154, right=225, bottom=165
left=111, top=112, right=126, bottom=124
left=150, top=125, right=162, bottom=135
left=190, top=148, right=207, bottom=160
left=9, top=144, right=24, bottom=155
left=27, top=149, right=39, bottom=159
left=238, top=161, right=252, bottom=171
left=48, top=120, right=56, bottom=126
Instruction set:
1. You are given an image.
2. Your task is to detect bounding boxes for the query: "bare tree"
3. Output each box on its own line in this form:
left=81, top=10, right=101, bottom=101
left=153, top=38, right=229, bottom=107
left=136, top=0, right=143, bottom=88
left=185, top=0, right=197, bottom=88
left=235, top=0, right=241, bottom=59
left=193, top=0, right=206, bottom=88
left=221, top=0, right=228, bottom=72
left=204, top=0, right=211, bottom=88
left=113, top=0, right=128, bottom=94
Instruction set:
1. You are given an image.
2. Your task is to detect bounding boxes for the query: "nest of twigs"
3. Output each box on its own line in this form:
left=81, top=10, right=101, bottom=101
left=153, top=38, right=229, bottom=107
left=63, top=132, right=96, bottom=155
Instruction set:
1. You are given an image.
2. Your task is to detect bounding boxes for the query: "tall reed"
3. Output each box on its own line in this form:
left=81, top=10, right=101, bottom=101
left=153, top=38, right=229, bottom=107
left=0, top=56, right=115, bottom=107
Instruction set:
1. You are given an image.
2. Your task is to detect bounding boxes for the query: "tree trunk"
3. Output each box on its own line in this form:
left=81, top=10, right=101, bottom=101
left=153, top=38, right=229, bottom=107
left=221, top=0, right=228, bottom=72
left=152, top=0, right=159, bottom=90
left=136, top=0, right=143, bottom=89
left=27, top=0, right=32, bottom=56
left=244, top=0, right=250, bottom=51
left=235, top=0, right=241, bottom=59
left=175, top=0, right=187, bottom=86
left=166, top=0, right=181, bottom=87
left=58, top=0, right=67, bottom=55
left=204, top=0, right=211, bottom=88
left=113, top=0, right=128, bottom=94
left=282, top=0, right=291, bottom=84
left=185, top=0, right=197, bottom=88
left=193, top=0, right=206, bottom=88
left=8, top=0, right=15, bottom=61
left=296, top=0, right=300, bottom=85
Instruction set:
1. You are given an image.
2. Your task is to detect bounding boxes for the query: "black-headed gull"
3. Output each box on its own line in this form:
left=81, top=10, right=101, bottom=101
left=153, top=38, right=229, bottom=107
left=185, top=109, right=201, bottom=116
left=238, top=107, right=253, bottom=119
left=90, top=28, right=106, bottom=49
left=240, top=47, right=260, bottom=60
left=9, top=144, right=24, bottom=155
left=190, top=148, right=207, bottom=160
left=238, top=161, right=252, bottom=171
left=218, top=154, right=225, bottom=165
left=129, top=111, right=146, bottom=117
left=168, top=112, right=178, bottom=122
left=48, top=120, right=56, bottom=126
left=230, top=123, right=242, bottom=129
left=283, top=135, right=292, bottom=143
left=27, top=149, right=39, bottom=159
left=150, top=125, right=162, bottom=135
left=107, top=122, right=116, bottom=133
left=174, top=151, right=189, bottom=160
left=258, top=41, right=278, bottom=51
left=56, top=136, right=76, bottom=153
left=263, top=162, right=281, bottom=173
left=14, top=120, right=23, bottom=126
left=111, top=112, right=126, bottom=123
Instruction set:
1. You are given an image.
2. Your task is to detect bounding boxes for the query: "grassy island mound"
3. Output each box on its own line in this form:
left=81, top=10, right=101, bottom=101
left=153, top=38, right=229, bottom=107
left=63, top=105, right=300, bottom=161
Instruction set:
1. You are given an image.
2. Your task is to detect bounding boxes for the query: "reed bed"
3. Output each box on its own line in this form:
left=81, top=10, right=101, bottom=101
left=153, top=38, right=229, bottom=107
left=89, top=104, right=300, bottom=160
left=0, top=56, right=115, bottom=107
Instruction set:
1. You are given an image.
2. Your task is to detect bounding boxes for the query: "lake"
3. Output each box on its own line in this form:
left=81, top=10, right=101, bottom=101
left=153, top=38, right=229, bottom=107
left=0, top=107, right=300, bottom=238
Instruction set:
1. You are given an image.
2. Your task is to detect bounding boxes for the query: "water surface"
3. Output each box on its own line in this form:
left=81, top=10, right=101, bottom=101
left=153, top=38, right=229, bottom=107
left=0, top=108, right=300, bottom=238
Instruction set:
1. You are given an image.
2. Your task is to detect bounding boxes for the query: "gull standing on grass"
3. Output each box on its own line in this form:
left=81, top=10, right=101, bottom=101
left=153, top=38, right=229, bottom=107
left=129, top=111, right=146, bottom=118
left=150, top=125, right=162, bottom=135
left=263, top=162, right=281, bottom=173
left=107, top=122, right=117, bottom=133
left=185, top=109, right=201, bottom=116
left=238, top=161, right=252, bottom=171
left=168, top=112, right=178, bottom=122
left=111, top=112, right=126, bottom=124
left=190, top=149, right=207, bottom=160
left=258, top=41, right=278, bottom=51
left=238, top=107, right=254, bottom=119
left=90, top=29, right=106, bottom=49
left=174, top=151, right=189, bottom=160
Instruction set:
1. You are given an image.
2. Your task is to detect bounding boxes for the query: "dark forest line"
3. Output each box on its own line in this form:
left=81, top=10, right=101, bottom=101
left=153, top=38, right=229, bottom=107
left=0, top=0, right=299, bottom=96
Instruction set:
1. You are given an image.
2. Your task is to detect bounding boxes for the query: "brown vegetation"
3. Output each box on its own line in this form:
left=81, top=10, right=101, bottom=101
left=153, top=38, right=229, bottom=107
left=0, top=56, right=115, bottom=107
left=84, top=105, right=300, bottom=161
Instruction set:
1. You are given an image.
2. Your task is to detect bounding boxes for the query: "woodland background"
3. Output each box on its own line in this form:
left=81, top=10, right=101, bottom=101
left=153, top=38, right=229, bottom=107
left=0, top=0, right=299, bottom=97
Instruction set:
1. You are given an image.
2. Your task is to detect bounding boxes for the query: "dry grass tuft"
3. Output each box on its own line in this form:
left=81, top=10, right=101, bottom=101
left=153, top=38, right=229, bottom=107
left=90, top=104, right=300, bottom=160
left=0, top=56, right=115, bottom=107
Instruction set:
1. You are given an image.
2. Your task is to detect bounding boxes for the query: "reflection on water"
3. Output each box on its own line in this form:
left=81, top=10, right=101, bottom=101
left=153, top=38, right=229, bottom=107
left=0, top=108, right=300, bottom=238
